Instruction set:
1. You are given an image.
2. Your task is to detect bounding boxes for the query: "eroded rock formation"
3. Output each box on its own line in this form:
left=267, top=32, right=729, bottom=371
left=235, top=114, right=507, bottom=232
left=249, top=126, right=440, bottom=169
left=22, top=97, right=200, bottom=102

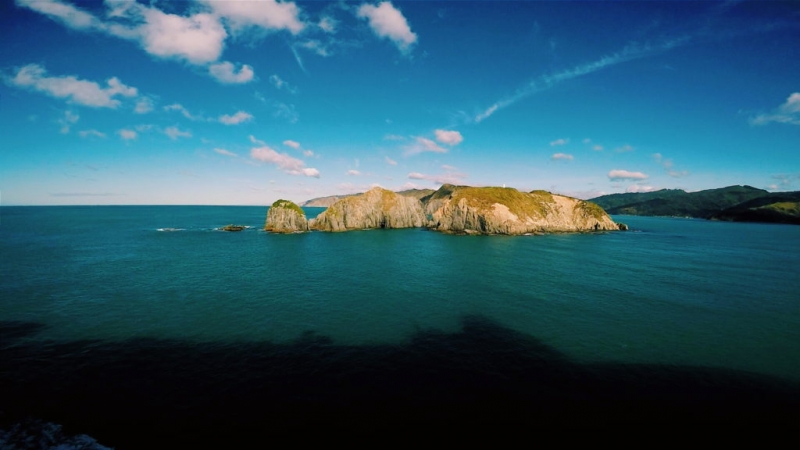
left=310, top=187, right=426, bottom=232
left=424, top=185, right=622, bottom=234
left=265, top=199, right=309, bottom=233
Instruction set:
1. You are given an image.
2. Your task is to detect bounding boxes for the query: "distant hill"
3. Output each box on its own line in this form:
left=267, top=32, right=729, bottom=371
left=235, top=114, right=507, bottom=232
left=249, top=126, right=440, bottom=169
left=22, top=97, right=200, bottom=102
left=710, top=192, right=800, bottom=225
left=302, top=189, right=435, bottom=207
left=590, top=185, right=770, bottom=218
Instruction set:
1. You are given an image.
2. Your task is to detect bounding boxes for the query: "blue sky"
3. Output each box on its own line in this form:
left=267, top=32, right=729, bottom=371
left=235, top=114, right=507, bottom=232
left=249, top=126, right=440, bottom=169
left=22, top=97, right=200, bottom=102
left=2, top=0, right=799, bottom=205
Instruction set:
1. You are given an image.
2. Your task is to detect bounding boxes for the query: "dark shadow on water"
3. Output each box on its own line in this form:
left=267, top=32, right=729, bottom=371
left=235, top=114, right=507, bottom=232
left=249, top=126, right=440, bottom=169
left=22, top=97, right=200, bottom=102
left=1, top=317, right=799, bottom=445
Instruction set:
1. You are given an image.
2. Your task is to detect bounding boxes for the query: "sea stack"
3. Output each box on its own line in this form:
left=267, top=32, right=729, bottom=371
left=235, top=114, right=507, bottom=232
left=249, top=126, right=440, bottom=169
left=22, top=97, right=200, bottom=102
left=424, top=184, right=621, bottom=234
left=310, top=187, right=426, bottom=232
left=264, top=199, right=309, bottom=233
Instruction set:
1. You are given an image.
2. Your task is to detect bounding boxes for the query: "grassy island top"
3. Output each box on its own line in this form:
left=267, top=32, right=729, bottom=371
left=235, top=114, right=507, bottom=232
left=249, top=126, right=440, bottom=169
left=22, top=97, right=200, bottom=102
left=271, top=199, right=305, bottom=216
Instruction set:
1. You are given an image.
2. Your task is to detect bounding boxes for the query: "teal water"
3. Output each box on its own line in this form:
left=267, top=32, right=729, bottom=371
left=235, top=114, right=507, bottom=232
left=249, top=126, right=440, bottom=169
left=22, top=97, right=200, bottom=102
left=2, top=206, right=799, bottom=382
left=3, top=206, right=800, bottom=442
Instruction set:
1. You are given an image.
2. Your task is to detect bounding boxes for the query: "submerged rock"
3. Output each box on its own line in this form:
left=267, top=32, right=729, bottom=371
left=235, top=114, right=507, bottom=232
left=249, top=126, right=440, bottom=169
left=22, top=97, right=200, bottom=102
left=265, top=199, right=309, bottom=233
left=310, top=187, right=426, bottom=232
left=425, top=184, right=622, bottom=235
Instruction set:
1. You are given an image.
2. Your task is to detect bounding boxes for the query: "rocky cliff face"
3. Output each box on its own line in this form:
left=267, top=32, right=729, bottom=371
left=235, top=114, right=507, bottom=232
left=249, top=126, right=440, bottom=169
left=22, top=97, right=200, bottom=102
left=425, top=185, right=622, bottom=234
left=264, top=200, right=309, bottom=233
left=310, top=187, right=426, bottom=232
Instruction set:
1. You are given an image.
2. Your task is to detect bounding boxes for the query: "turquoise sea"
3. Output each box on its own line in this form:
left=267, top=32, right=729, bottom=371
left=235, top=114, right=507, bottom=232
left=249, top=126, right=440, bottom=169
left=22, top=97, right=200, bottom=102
left=2, top=206, right=799, bottom=443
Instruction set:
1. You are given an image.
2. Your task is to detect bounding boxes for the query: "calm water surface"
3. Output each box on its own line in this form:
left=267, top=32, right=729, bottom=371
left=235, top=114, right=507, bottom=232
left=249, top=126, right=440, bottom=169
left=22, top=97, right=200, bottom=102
left=2, top=206, right=798, bottom=380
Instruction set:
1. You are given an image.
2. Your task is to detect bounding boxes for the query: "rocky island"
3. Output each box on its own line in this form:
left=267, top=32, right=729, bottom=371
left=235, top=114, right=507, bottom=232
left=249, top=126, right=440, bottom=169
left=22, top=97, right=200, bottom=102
left=423, top=185, right=624, bottom=234
left=264, top=199, right=309, bottom=233
left=310, top=187, right=426, bottom=231
left=270, top=185, right=625, bottom=235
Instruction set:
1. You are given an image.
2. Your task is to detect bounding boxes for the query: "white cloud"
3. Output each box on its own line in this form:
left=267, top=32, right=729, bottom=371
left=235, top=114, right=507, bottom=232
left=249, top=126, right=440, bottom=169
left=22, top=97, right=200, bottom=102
left=550, top=138, right=569, bottom=146
left=165, top=126, right=192, bottom=140
left=269, top=74, right=296, bottom=93
left=751, top=92, right=800, bottom=126
left=134, top=97, right=154, bottom=114
left=593, top=145, right=604, bottom=151
left=219, top=111, right=253, bottom=125
left=615, top=144, right=635, bottom=153
left=250, top=141, right=319, bottom=177
left=79, top=129, right=106, bottom=138
left=201, top=0, right=305, bottom=35
left=435, top=129, right=463, bottom=146
left=214, top=148, right=238, bottom=157
left=357, top=2, right=418, bottom=53
left=9, top=64, right=137, bottom=108
left=273, top=102, right=298, bottom=123
left=118, top=129, right=137, bottom=140
left=347, top=170, right=361, bottom=176
left=283, top=140, right=301, bottom=149
left=58, top=110, right=79, bottom=133
left=318, top=16, right=337, bottom=33
left=164, top=103, right=199, bottom=120
left=385, top=156, right=398, bottom=166
left=608, top=169, right=648, bottom=181
left=133, top=6, right=227, bottom=64
left=303, top=149, right=314, bottom=157
left=626, top=184, right=657, bottom=193
left=653, top=153, right=689, bottom=178
left=407, top=169, right=467, bottom=185
left=582, top=138, right=592, bottom=144
left=209, top=62, right=255, bottom=84
left=16, top=0, right=100, bottom=30
left=551, top=153, right=574, bottom=161
left=405, top=137, right=447, bottom=155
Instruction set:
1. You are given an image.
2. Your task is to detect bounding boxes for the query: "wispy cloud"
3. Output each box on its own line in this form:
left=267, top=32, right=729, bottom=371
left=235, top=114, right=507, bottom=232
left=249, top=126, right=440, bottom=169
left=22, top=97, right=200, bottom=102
left=8, top=63, right=137, bottom=108
left=269, top=74, right=297, bottom=93
left=407, top=165, right=466, bottom=185
left=751, top=92, right=800, bottom=126
left=273, top=102, right=298, bottom=123
left=608, top=169, right=648, bottom=181
left=209, top=61, right=255, bottom=84
left=58, top=110, right=79, bottom=133
left=614, top=144, right=635, bottom=153
left=165, top=126, right=191, bottom=140
left=435, top=129, right=463, bottom=146
left=214, top=148, right=238, bottom=157
left=404, top=137, right=447, bottom=155
left=475, top=36, right=689, bottom=122
left=357, top=2, right=418, bottom=54
left=199, top=0, right=305, bottom=35
left=653, top=153, right=688, bottom=178
left=164, top=103, right=199, bottom=120
left=385, top=156, right=398, bottom=166
left=219, top=111, right=253, bottom=125
left=134, top=96, right=155, bottom=114
left=79, top=129, right=106, bottom=139
left=551, top=153, right=574, bottom=161
left=250, top=137, right=319, bottom=177
left=550, top=138, right=569, bottom=147
left=118, top=129, right=137, bottom=140
left=283, top=140, right=301, bottom=149
left=347, top=170, right=361, bottom=176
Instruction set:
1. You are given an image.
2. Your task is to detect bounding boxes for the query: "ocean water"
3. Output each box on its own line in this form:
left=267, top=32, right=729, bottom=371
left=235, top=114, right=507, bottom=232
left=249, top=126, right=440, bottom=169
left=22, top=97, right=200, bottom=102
left=2, top=206, right=799, bottom=442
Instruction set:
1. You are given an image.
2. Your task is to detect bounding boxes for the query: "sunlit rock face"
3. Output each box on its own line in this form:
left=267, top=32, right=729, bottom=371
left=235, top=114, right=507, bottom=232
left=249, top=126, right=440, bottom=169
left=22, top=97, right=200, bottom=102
left=310, top=187, right=426, bottom=232
left=424, top=184, right=621, bottom=235
left=265, top=200, right=309, bottom=233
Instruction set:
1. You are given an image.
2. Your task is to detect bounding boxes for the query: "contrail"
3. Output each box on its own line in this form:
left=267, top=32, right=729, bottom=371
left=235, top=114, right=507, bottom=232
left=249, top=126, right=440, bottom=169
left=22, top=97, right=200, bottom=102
left=474, top=36, right=690, bottom=123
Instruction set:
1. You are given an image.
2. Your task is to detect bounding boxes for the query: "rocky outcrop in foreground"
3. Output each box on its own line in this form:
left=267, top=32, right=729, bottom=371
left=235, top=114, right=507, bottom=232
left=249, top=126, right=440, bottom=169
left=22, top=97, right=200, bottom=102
left=265, top=199, right=309, bottom=233
left=310, top=187, right=426, bottom=232
left=424, top=185, right=624, bottom=234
